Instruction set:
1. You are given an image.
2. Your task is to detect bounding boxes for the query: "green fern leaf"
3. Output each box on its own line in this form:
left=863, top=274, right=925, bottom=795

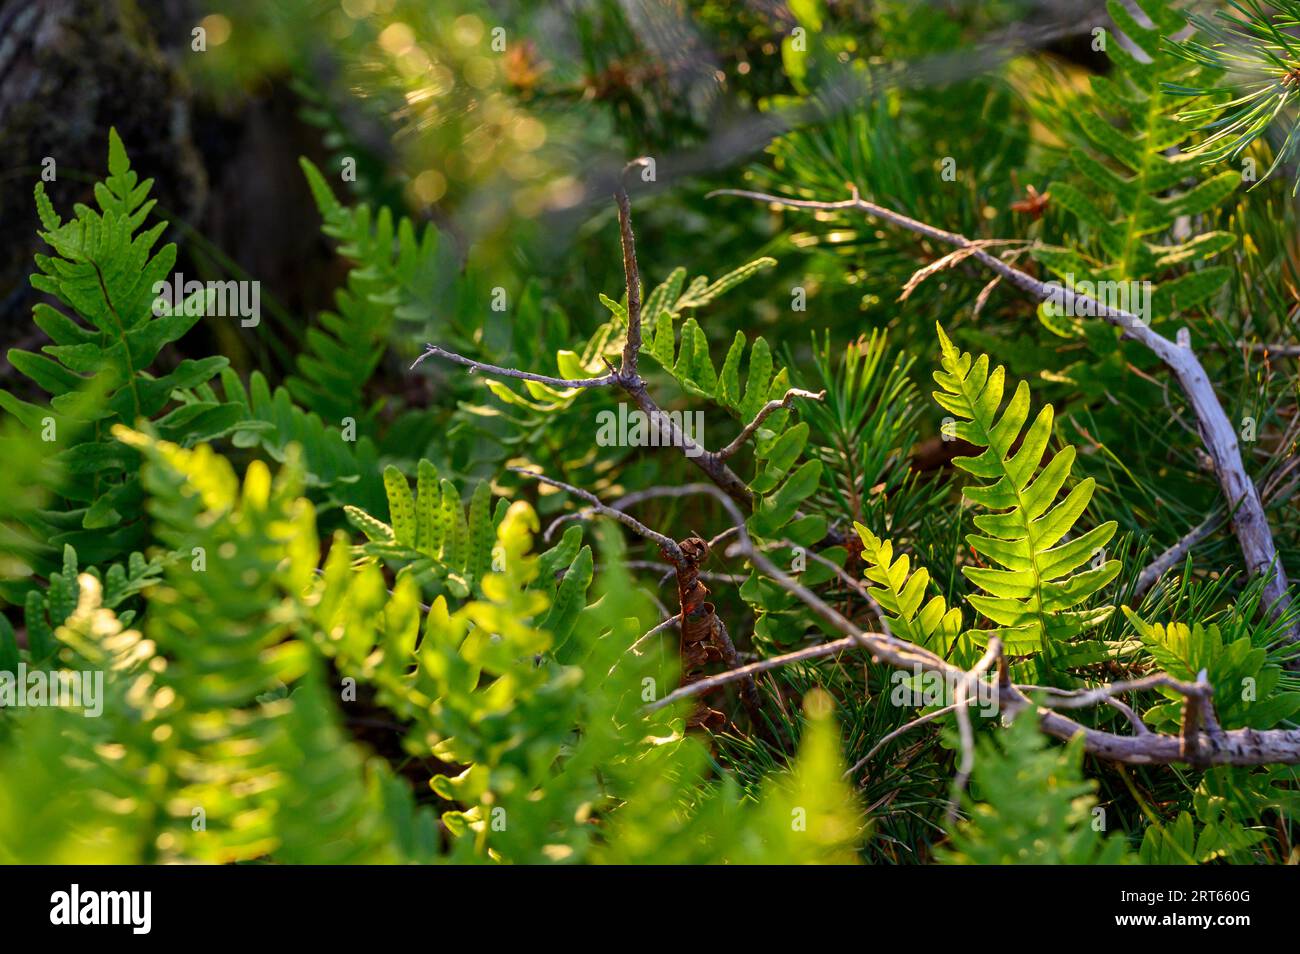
left=933, top=326, right=1120, bottom=653
left=854, top=524, right=965, bottom=655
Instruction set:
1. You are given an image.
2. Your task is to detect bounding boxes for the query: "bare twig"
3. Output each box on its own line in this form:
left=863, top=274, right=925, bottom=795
left=615, top=180, right=643, bottom=377
left=622, top=379, right=755, bottom=506
left=644, top=634, right=863, bottom=712
left=949, top=638, right=1002, bottom=823
left=717, top=387, right=826, bottom=459
left=623, top=614, right=680, bottom=660
left=418, top=190, right=756, bottom=510
left=1134, top=440, right=1297, bottom=600
left=898, top=240, right=1025, bottom=301
left=1016, top=673, right=1206, bottom=713
left=713, top=616, right=763, bottom=722
left=412, top=345, right=618, bottom=389
left=544, top=483, right=744, bottom=545
left=711, top=185, right=1297, bottom=643
left=510, top=467, right=683, bottom=562
left=843, top=702, right=963, bottom=781
left=619, top=560, right=746, bottom=584
left=1132, top=510, right=1226, bottom=601
left=414, top=191, right=1300, bottom=770
left=758, top=538, right=893, bottom=640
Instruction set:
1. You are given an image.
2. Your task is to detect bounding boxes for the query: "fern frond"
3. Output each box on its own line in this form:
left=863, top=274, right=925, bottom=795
left=4, top=129, right=245, bottom=569
left=1033, top=0, right=1238, bottom=339
left=115, top=427, right=438, bottom=863
left=1122, top=607, right=1300, bottom=731
left=217, top=367, right=385, bottom=513
left=637, top=257, right=777, bottom=408
left=940, top=713, right=1131, bottom=864
left=853, top=524, right=965, bottom=656
left=933, top=325, right=1120, bottom=655
left=1139, top=809, right=1267, bottom=864
left=20, top=543, right=170, bottom=663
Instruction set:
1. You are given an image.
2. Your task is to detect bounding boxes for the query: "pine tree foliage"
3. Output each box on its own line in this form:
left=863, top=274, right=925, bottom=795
left=802, top=330, right=942, bottom=536
left=1164, top=0, right=1300, bottom=192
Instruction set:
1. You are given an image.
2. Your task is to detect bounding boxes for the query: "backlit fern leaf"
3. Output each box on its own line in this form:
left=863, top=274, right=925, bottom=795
left=633, top=257, right=778, bottom=407
left=22, top=543, right=170, bottom=663
left=345, top=461, right=588, bottom=612
left=115, top=427, right=438, bottom=863
left=853, top=523, right=966, bottom=658
left=933, top=326, right=1120, bottom=655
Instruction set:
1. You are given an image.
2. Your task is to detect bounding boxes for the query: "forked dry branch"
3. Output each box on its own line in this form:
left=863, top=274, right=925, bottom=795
left=710, top=185, right=1298, bottom=644
left=416, top=186, right=1300, bottom=780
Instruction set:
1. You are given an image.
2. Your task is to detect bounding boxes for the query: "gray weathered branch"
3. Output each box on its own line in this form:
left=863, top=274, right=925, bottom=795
left=711, top=185, right=1297, bottom=643
left=636, top=480, right=1300, bottom=767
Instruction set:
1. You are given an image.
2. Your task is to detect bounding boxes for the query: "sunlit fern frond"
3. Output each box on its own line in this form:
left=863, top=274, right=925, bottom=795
left=932, top=326, right=1121, bottom=657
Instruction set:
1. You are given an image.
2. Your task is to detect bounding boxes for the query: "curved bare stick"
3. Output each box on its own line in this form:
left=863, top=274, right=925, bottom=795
left=717, top=388, right=826, bottom=459
left=644, top=635, right=863, bottom=712
left=949, top=638, right=1003, bottom=823
left=709, top=185, right=1297, bottom=643
left=843, top=701, right=964, bottom=782
left=626, top=481, right=1300, bottom=766
left=413, top=345, right=618, bottom=390
left=510, top=467, right=684, bottom=563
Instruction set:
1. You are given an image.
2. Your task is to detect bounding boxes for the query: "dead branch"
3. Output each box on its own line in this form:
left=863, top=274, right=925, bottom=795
left=950, top=638, right=1003, bottom=822
left=645, top=634, right=864, bottom=712
left=615, top=185, right=643, bottom=376
left=1132, top=510, right=1225, bottom=601
left=509, top=467, right=683, bottom=562
left=710, top=185, right=1297, bottom=644
left=412, top=346, right=618, bottom=389
left=717, top=387, right=826, bottom=459
left=844, top=701, right=964, bottom=782
left=638, top=480, right=1300, bottom=767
